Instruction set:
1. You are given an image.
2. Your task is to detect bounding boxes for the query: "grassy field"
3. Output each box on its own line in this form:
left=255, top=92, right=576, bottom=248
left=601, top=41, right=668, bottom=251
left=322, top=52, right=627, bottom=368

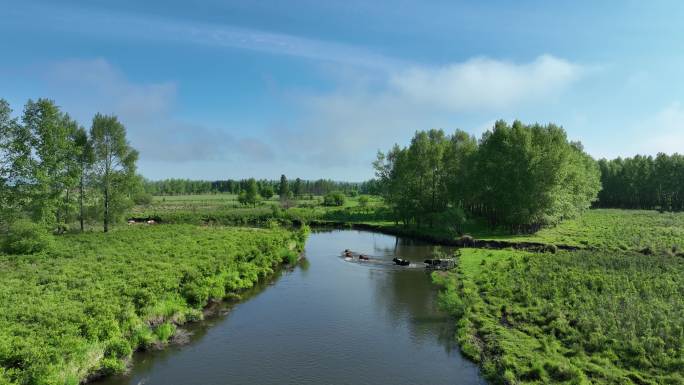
left=131, top=194, right=684, bottom=254
left=435, top=248, right=684, bottom=385
left=483, top=209, right=684, bottom=254
left=130, top=193, right=389, bottom=226
left=0, top=224, right=306, bottom=385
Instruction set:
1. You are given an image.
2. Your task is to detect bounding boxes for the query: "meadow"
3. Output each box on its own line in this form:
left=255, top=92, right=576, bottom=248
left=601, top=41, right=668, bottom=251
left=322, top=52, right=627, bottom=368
left=0, top=224, right=307, bottom=385
left=434, top=248, right=684, bottom=385
left=131, top=194, right=684, bottom=255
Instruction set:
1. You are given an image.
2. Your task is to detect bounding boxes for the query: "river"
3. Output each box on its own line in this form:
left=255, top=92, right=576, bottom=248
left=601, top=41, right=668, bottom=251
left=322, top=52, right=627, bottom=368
left=97, top=229, right=484, bottom=385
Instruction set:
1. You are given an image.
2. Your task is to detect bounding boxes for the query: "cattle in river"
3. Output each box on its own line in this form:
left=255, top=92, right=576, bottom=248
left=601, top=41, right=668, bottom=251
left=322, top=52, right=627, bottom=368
left=392, top=257, right=410, bottom=266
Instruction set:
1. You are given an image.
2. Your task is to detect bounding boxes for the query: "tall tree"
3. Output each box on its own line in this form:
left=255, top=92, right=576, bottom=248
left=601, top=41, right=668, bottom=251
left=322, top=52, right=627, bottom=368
left=293, top=177, right=302, bottom=197
left=245, top=178, right=260, bottom=207
left=0, top=99, right=27, bottom=227
left=278, top=174, right=289, bottom=198
left=21, top=99, right=79, bottom=229
left=73, top=127, right=94, bottom=231
left=90, top=114, right=138, bottom=232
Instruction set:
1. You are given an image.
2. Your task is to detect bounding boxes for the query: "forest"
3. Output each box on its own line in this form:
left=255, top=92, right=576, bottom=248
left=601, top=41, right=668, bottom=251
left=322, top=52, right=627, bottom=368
left=597, top=154, right=684, bottom=211
left=142, top=176, right=378, bottom=197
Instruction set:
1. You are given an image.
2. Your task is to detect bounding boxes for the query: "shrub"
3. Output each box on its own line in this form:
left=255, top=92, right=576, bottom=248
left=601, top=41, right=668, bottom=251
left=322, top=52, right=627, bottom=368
left=280, top=249, right=299, bottom=265
left=105, top=338, right=132, bottom=359
left=155, top=322, right=176, bottom=343
left=99, top=357, right=127, bottom=375
left=358, top=195, right=370, bottom=208
left=323, top=191, right=346, bottom=207
left=1, top=219, right=52, bottom=254
left=132, top=192, right=153, bottom=206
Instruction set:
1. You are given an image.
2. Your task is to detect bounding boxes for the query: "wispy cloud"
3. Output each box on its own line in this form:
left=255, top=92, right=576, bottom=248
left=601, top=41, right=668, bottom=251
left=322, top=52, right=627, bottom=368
left=46, top=58, right=273, bottom=163
left=276, top=55, right=585, bottom=167
left=7, top=2, right=402, bottom=70
left=644, top=102, right=684, bottom=155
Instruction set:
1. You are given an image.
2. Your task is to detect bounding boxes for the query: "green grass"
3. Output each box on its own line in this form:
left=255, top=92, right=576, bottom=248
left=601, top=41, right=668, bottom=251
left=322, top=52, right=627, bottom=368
left=0, top=224, right=306, bottom=385
left=435, top=248, right=684, bottom=385
left=486, top=209, right=684, bottom=253
left=131, top=194, right=389, bottom=226
left=134, top=193, right=684, bottom=254
left=310, top=207, right=684, bottom=255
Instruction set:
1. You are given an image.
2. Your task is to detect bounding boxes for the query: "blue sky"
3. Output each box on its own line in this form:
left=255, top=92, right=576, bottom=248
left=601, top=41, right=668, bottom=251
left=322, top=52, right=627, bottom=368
left=2, top=0, right=684, bottom=181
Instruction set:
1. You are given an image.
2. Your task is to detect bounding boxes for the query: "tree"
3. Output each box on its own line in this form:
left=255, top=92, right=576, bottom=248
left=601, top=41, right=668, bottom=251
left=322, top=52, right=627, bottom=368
left=323, top=191, right=346, bottom=206
left=0, top=99, right=27, bottom=227
left=358, top=195, right=370, bottom=210
left=260, top=184, right=274, bottom=200
left=72, top=127, right=94, bottom=231
left=278, top=174, right=289, bottom=199
left=245, top=178, right=260, bottom=207
left=14, top=99, right=80, bottom=230
left=375, top=122, right=601, bottom=233
left=293, top=177, right=302, bottom=197
left=90, top=114, right=138, bottom=232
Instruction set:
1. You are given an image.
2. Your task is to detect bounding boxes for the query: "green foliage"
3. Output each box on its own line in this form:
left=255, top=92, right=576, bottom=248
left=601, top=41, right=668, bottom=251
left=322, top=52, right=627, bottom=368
left=597, top=153, right=684, bottom=211
left=260, top=184, right=275, bottom=200
left=490, top=209, right=684, bottom=254
left=242, top=178, right=261, bottom=207
left=132, top=192, right=153, bottom=206
left=90, top=113, right=139, bottom=232
left=0, top=225, right=306, bottom=385
left=278, top=174, right=289, bottom=198
left=0, top=98, right=140, bottom=233
left=375, top=122, right=601, bottom=233
left=437, top=248, right=684, bottom=384
left=1, top=219, right=52, bottom=255
left=323, top=191, right=346, bottom=206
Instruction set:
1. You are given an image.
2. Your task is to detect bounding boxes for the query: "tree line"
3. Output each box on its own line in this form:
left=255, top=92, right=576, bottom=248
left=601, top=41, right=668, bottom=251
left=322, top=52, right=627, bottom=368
left=143, top=176, right=378, bottom=196
left=596, top=154, right=684, bottom=211
left=374, top=121, right=602, bottom=233
left=0, top=98, right=140, bottom=233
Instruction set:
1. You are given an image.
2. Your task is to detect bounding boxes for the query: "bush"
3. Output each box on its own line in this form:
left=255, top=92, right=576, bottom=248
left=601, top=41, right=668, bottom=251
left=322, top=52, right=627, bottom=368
left=133, top=192, right=154, bottom=206
left=1, top=219, right=52, bottom=254
left=155, top=322, right=176, bottom=343
left=323, top=191, right=346, bottom=207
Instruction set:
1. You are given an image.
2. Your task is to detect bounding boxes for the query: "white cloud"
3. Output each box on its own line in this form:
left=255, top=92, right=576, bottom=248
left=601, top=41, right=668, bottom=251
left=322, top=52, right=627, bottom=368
left=280, top=55, right=584, bottom=169
left=390, top=55, right=582, bottom=110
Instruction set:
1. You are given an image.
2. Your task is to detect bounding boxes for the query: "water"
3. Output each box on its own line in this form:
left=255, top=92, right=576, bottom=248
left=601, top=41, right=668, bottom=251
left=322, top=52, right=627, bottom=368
left=97, top=229, right=484, bottom=385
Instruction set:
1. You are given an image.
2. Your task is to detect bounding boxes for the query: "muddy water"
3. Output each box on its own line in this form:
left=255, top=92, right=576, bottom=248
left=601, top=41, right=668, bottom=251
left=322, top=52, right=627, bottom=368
left=97, top=229, right=484, bottom=385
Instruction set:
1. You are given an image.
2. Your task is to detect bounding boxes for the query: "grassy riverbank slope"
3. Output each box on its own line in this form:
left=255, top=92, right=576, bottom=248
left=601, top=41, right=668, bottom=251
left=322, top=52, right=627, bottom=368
left=0, top=224, right=306, bottom=385
left=435, top=248, right=684, bottom=385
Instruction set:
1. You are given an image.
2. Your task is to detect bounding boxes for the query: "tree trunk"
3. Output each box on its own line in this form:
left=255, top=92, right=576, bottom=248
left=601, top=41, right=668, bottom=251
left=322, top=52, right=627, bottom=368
left=79, top=173, right=84, bottom=232
left=104, top=183, right=109, bottom=233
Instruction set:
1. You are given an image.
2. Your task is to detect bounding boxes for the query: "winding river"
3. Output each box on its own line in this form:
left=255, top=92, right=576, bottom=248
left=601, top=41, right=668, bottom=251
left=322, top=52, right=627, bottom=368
left=98, top=229, right=484, bottom=385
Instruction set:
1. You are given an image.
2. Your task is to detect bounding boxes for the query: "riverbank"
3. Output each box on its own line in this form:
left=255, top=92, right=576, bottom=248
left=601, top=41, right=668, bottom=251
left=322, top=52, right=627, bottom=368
left=0, top=224, right=308, bottom=385
left=434, top=248, right=684, bottom=385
